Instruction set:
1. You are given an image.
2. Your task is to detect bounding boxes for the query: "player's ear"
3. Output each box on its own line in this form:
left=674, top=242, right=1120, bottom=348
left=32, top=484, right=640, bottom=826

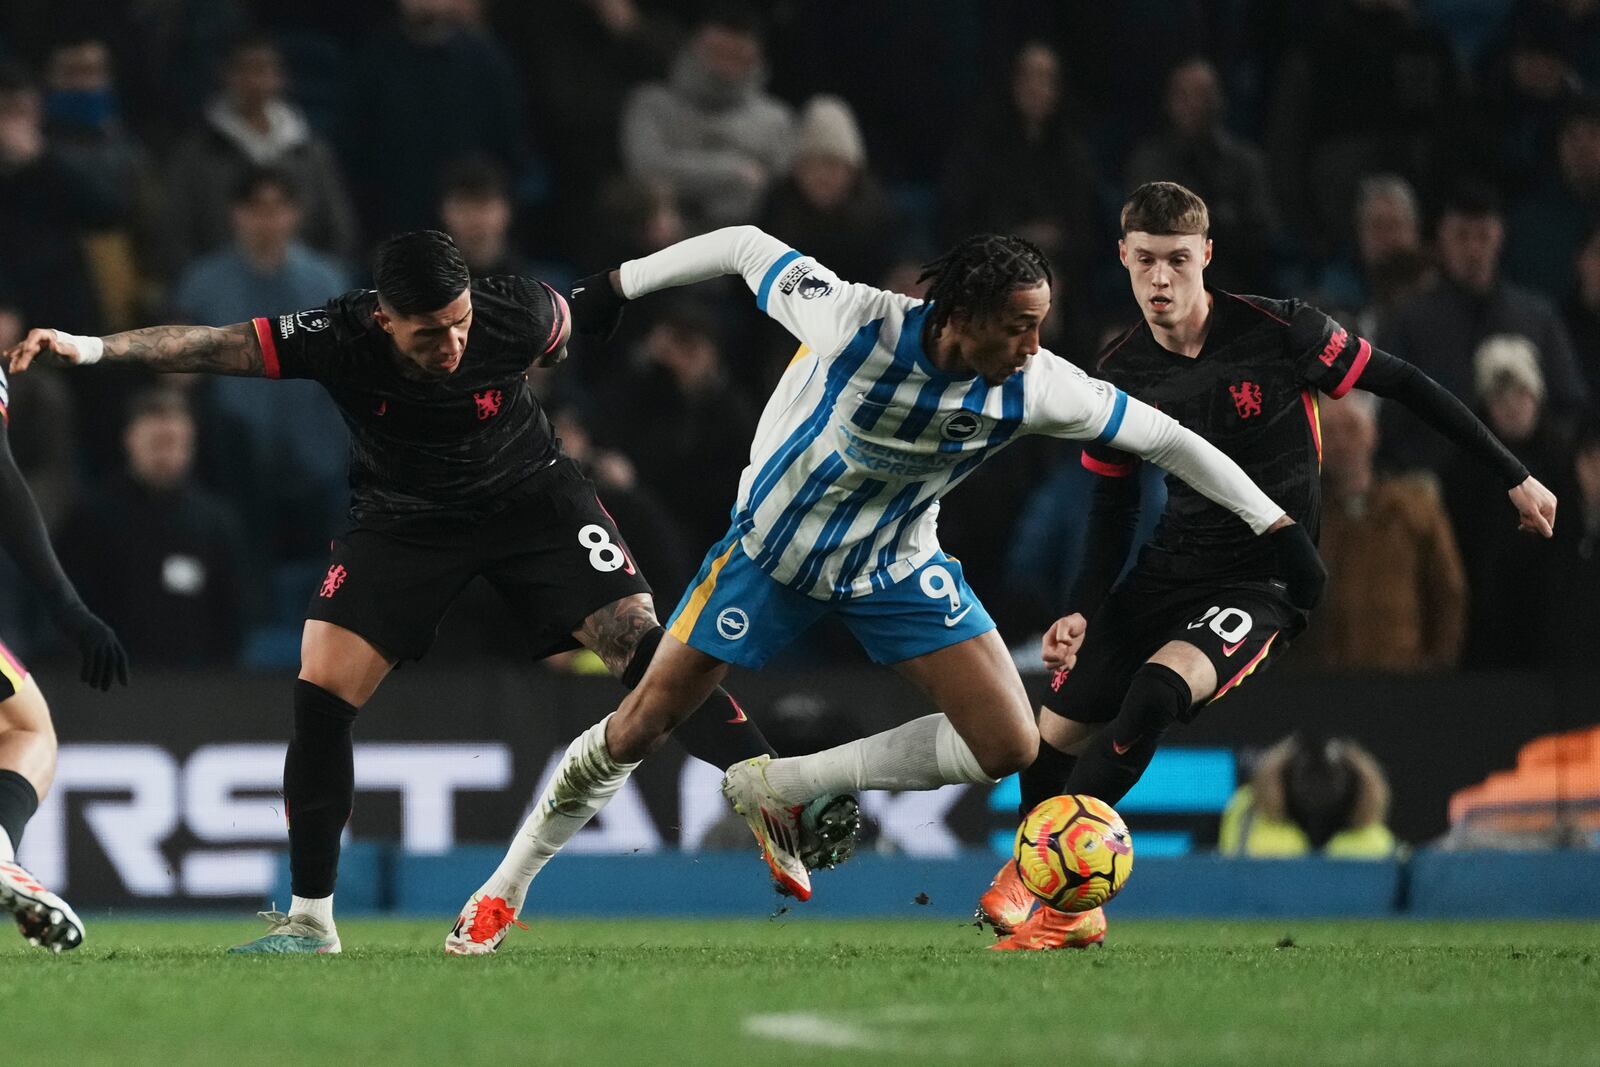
left=1118, top=239, right=1128, bottom=267
left=373, top=305, right=394, bottom=335
left=1202, top=239, right=1214, bottom=267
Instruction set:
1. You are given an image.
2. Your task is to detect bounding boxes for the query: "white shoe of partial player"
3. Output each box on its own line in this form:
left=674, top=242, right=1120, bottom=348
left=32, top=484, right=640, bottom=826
left=444, top=893, right=528, bottom=956
left=721, top=756, right=812, bottom=902
left=0, top=860, right=85, bottom=953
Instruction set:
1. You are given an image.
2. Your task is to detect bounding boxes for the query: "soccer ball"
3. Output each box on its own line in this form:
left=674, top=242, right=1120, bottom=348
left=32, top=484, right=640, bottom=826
left=1012, top=795, right=1134, bottom=912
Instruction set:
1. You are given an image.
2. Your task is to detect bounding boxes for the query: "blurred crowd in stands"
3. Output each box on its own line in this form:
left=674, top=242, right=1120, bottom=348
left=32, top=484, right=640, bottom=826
left=0, top=0, right=1596, bottom=675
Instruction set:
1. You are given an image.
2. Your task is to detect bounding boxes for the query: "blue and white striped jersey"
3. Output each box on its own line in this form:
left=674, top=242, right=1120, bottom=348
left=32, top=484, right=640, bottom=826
left=619, top=227, right=1284, bottom=601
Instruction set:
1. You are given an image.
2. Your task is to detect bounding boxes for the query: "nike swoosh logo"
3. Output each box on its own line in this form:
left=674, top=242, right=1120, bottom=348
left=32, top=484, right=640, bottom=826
left=1111, top=738, right=1133, bottom=755
left=944, top=605, right=974, bottom=627
left=726, top=698, right=749, bottom=724
left=1221, top=640, right=1245, bottom=656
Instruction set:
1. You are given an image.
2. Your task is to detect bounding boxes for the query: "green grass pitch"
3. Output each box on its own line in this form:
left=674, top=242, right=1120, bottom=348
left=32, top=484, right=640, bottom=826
left=3, top=917, right=1598, bottom=1066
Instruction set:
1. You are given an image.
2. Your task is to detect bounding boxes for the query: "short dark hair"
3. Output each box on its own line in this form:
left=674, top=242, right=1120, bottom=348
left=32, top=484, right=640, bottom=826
left=700, top=2, right=763, bottom=39
left=231, top=165, right=298, bottom=205
left=1438, top=182, right=1502, bottom=223
left=126, top=388, right=191, bottom=427
left=917, top=234, right=1052, bottom=335
left=440, top=154, right=511, bottom=204
left=374, top=230, right=470, bottom=315
left=1121, top=181, right=1210, bottom=236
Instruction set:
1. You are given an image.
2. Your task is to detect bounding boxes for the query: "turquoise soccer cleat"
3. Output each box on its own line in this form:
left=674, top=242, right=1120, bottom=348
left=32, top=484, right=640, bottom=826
left=228, top=911, right=342, bottom=955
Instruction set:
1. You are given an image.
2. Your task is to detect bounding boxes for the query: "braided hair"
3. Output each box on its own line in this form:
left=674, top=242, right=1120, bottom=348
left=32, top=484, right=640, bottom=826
left=917, top=234, right=1052, bottom=336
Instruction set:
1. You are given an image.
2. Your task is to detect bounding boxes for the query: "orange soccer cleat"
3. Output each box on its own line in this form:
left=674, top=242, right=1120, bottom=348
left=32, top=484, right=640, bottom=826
left=988, top=904, right=1107, bottom=951
left=975, top=859, right=1036, bottom=935
left=444, top=893, right=529, bottom=956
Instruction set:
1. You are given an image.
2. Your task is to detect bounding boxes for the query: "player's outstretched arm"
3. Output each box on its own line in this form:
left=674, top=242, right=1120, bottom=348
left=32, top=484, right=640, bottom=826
left=0, top=424, right=128, bottom=689
left=5, top=322, right=264, bottom=377
left=1357, top=349, right=1556, bottom=537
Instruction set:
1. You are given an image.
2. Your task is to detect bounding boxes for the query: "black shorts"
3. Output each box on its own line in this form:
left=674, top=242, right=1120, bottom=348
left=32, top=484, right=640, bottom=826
left=1041, top=574, right=1304, bottom=725
left=306, top=459, right=652, bottom=662
left=0, top=637, right=26, bottom=702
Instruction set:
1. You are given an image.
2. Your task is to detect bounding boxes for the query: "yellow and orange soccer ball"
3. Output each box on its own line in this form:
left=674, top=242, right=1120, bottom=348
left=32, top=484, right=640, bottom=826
left=1012, top=795, right=1135, bottom=912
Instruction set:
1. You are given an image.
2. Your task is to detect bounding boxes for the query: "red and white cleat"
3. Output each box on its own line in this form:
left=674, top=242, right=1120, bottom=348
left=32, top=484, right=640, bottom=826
left=0, top=860, right=84, bottom=953
left=989, top=904, right=1106, bottom=951
left=721, top=756, right=812, bottom=901
left=444, top=893, right=528, bottom=956
left=975, top=859, right=1036, bottom=936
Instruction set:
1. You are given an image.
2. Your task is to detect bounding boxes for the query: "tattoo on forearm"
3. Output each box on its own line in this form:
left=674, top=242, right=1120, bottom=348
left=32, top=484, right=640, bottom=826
left=576, top=594, right=658, bottom=678
left=104, top=322, right=263, bottom=376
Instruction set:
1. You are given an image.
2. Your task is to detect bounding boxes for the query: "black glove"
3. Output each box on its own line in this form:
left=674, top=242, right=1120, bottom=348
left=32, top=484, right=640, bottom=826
left=55, top=602, right=129, bottom=691
left=569, top=271, right=627, bottom=341
left=1268, top=522, right=1327, bottom=611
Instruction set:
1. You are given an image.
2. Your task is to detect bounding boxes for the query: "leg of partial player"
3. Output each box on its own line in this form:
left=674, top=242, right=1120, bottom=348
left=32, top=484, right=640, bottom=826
left=991, top=642, right=1212, bottom=952
left=576, top=595, right=862, bottom=872
left=1062, top=641, right=1212, bottom=805
left=0, top=673, right=84, bottom=953
left=229, top=621, right=394, bottom=956
left=444, top=635, right=729, bottom=955
left=720, top=631, right=1035, bottom=900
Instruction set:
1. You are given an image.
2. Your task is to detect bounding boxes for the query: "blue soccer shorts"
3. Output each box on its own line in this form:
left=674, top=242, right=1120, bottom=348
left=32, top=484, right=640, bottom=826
left=666, top=530, right=995, bottom=669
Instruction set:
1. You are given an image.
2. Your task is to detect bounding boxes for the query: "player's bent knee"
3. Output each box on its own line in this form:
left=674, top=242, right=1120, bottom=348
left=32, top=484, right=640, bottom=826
left=1111, top=663, right=1193, bottom=749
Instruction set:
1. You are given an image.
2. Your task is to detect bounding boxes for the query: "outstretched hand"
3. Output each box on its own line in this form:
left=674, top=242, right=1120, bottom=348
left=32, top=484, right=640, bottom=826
left=5, top=329, right=85, bottom=374
left=1041, top=613, right=1087, bottom=672
left=1508, top=475, right=1557, bottom=538
left=56, top=603, right=130, bottom=691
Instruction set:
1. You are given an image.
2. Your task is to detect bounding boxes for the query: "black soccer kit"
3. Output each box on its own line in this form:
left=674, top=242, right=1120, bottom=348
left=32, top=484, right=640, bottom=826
left=1044, top=291, right=1375, bottom=723
left=255, top=277, right=650, bottom=662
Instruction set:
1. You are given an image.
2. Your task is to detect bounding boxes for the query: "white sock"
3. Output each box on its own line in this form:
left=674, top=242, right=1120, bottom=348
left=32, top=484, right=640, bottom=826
left=291, top=894, right=334, bottom=927
left=762, top=713, right=1000, bottom=803
left=0, top=827, right=14, bottom=864
left=477, top=714, right=641, bottom=912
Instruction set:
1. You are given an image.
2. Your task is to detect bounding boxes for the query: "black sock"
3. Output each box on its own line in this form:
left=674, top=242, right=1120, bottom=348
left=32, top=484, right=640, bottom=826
left=285, top=680, right=358, bottom=899
left=1018, top=739, right=1079, bottom=818
left=1065, top=663, right=1191, bottom=806
left=622, top=625, right=776, bottom=767
left=0, top=768, right=38, bottom=855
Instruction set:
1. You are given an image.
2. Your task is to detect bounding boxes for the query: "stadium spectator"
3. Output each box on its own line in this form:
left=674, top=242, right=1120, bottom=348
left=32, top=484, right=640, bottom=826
left=162, top=34, right=357, bottom=275
left=1267, top=0, right=1457, bottom=250
left=1442, top=336, right=1568, bottom=669
left=171, top=167, right=350, bottom=327
left=495, top=0, right=680, bottom=258
left=57, top=389, right=249, bottom=666
left=1296, top=390, right=1467, bottom=671
left=594, top=301, right=757, bottom=549
left=42, top=33, right=160, bottom=328
left=1219, top=734, right=1396, bottom=858
left=940, top=41, right=1101, bottom=351
left=344, top=0, right=527, bottom=238
left=1445, top=13, right=1586, bottom=200
left=0, top=63, right=117, bottom=333
left=1379, top=185, right=1589, bottom=473
left=1126, top=56, right=1278, bottom=291
left=1562, top=223, right=1600, bottom=397
left=1311, top=174, right=1425, bottom=332
left=437, top=154, right=571, bottom=289
left=620, top=6, right=793, bottom=231
left=1506, top=100, right=1600, bottom=303
left=1544, top=413, right=1600, bottom=667
left=169, top=166, right=348, bottom=578
left=759, top=96, right=896, bottom=291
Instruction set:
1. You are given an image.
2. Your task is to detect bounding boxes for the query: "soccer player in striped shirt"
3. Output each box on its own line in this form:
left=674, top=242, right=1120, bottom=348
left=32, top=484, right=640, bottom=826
left=0, top=359, right=128, bottom=951
left=446, top=224, right=1328, bottom=946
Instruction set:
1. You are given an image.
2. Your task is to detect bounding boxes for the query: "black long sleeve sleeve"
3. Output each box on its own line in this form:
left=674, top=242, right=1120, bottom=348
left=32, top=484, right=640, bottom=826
left=1065, top=467, right=1143, bottom=620
left=0, top=425, right=83, bottom=617
left=1355, top=348, right=1529, bottom=488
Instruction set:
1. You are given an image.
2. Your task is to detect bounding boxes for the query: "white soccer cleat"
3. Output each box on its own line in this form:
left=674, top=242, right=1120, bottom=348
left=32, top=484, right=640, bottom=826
left=444, top=893, right=528, bottom=956
left=721, top=756, right=812, bottom=902
left=0, top=860, right=85, bottom=953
